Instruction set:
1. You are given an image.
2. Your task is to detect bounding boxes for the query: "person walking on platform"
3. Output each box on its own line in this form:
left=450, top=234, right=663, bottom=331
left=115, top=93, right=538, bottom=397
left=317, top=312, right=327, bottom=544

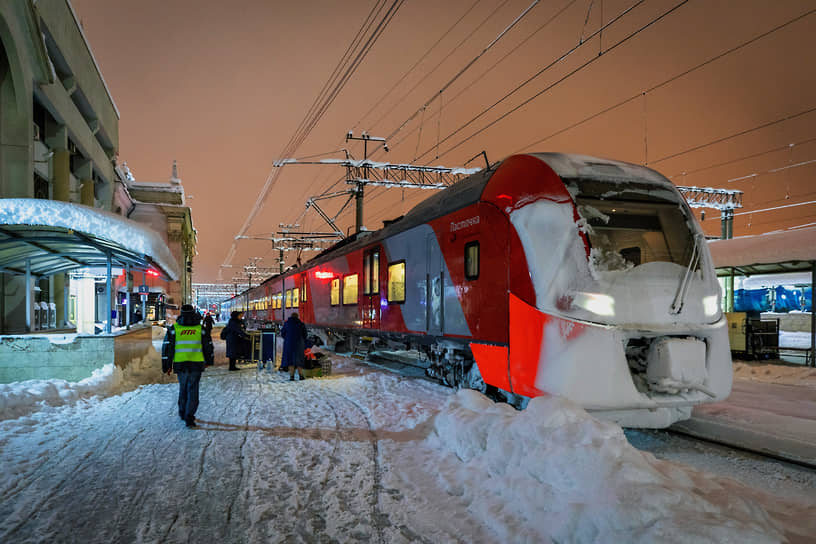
left=162, top=304, right=214, bottom=427
left=203, top=311, right=214, bottom=335
left=282, top=312, right=308, bottom=381
left=223, top=310, right=249, bottom=371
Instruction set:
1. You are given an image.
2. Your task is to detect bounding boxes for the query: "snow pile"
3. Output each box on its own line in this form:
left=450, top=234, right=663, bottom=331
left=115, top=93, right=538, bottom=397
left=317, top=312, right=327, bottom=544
left=0, top=343, right=168, bottom=422
left=429, top=390, right=784, bottom=542
left=0, top=364, right=122, bottom=422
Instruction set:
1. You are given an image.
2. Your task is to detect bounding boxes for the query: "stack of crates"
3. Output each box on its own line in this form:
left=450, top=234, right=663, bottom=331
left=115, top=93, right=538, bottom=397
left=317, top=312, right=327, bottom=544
left=320, top=355, right=332, bottom=376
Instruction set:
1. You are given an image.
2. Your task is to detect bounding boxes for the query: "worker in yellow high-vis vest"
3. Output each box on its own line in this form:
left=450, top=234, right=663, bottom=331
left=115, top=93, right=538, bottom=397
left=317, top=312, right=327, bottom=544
left=161, top=304, right=214, bottom=427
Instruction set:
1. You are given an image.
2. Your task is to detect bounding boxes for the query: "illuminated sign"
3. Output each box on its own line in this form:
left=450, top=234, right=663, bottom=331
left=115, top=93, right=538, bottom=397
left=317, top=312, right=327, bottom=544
left=146, top=269, right=160, bottom=277
left=314, top=270, right=334, bottom=280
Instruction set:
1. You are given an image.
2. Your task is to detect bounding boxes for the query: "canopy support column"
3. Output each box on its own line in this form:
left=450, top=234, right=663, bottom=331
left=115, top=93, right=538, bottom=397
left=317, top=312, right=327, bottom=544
left=105, top=253, right=112, bottom=334
left=811, top=261, right=815, bottom=367
left=125, top=264, right=131, bottom=330
left=25, top=260, right=32, bottom=332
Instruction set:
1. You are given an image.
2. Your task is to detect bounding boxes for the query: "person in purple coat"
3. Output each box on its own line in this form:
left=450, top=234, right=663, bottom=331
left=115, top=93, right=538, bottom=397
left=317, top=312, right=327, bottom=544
left=282, top=312, right=307, bottom=381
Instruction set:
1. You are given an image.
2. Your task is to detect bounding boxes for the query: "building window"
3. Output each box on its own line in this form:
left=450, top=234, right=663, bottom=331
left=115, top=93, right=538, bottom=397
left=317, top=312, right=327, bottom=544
left=387, top=261, right=406, bottom=303
left=343, top=274, right=358, bottom=305
left=465, top=241, right=480, bottom=280
left=34, top=174, right=49, bottom=200
left=330, top=278, right=340, bottom=306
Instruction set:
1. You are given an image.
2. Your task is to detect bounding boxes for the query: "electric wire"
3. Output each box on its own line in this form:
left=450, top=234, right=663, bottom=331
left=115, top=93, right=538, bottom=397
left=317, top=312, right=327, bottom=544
left=512, top=8, right=816, bottom=163
left=412, top=0, right=664, bottom=163
left=372, top=0, right=514, bottom=135
left=665, top=136, right=816, bottom=180
left=387, top=0, right=579, bottom=154
left=353, top=0, right=483, bottom=132
left=220, top=0, right=404, bottom=275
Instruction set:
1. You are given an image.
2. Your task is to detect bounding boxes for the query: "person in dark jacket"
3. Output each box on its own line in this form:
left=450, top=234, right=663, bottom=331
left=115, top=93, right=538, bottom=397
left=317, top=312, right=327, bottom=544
left=161, top=304, right=214, bottom=427
left=282, top=312, right=308, bottom=381
left=224, top=311, right=249, bottom=371
left=202, top=312, right=214, bottom=335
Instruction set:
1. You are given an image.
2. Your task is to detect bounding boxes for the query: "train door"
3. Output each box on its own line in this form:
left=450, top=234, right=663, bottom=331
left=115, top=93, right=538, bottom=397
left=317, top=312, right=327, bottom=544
left=426, top=233, right=443, bottom=336
left=362, top=247, right=381, bottom=330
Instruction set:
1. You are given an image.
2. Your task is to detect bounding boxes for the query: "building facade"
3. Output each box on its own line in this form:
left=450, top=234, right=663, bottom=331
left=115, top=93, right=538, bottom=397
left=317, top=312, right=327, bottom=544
left=0, top=0, right=194, bottom=333
left=113, top=161, right=196, bottom=320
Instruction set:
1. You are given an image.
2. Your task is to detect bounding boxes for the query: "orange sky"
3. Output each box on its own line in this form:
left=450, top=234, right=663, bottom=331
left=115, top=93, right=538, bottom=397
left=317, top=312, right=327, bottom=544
left=71, top=0, right=816, bottom=284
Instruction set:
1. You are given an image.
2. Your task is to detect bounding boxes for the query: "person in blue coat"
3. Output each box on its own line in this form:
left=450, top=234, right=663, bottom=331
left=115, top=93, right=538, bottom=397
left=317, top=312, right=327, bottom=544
left=282, top=312, right=308, bottom=381
left=223, top=311, right=249, bottom=371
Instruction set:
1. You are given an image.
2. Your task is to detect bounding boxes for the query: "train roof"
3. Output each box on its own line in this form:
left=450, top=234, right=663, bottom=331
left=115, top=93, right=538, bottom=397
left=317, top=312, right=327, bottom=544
left=529, top=152, right=674, bottom=189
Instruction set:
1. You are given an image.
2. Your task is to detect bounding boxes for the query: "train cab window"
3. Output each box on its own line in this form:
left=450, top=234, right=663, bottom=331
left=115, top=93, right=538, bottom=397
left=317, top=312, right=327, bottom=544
left=387, top=261, right=406, bottom=303
left=292, top=286, right=299, bottom=307
left=465, top=241, right=480, bottom=280
left=343, top=274, right=358, bottom=305
left=331, top=278, right=340, bottom=306
left=285, top=289, right=293, bottom=308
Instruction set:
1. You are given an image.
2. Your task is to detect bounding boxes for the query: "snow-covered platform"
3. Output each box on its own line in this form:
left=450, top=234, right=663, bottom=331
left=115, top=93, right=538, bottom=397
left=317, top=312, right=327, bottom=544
left=672, top=361, right=816, bottom=467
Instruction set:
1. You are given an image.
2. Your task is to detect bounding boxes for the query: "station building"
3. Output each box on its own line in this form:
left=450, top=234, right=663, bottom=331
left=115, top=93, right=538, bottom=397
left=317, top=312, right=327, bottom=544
left=0, top=0, right=195, bottom=335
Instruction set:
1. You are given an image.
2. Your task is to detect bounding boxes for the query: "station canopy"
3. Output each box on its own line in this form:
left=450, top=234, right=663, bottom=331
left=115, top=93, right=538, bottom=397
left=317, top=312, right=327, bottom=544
left=0, top=199, right=179, bottom=280
left=708, top=226, right=816, bottom=276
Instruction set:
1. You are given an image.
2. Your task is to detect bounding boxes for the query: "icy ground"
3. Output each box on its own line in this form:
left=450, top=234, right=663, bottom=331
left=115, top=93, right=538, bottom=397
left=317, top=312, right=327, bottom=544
left=1, top=335, right=815, bottom=542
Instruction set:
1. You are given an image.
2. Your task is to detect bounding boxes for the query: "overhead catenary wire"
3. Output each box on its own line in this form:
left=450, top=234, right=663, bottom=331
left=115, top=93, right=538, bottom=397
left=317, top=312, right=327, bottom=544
left=220, top=0, right=404, bottom=276
left=377, top=0, right=515, bottom=138
left=411, top=0, right=664, bottom=163
left=353, top=0, right=483, bottom=132
left=285, top=0, right=539, bottom=243
left=510, top=8, right=816, bottom=162
left=386, top=0, right=579, bottom=154
left=666, top=135, right=816, bottom=180
left=425, top=4, right=815, bottom=165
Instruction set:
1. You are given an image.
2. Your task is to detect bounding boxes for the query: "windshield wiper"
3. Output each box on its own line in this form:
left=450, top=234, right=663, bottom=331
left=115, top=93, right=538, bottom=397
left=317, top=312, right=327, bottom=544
left=669, top=233, right=702, bottom=315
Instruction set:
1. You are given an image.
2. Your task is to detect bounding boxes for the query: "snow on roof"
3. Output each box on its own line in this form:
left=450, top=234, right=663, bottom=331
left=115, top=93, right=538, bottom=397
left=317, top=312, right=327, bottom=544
left=0, top=199, right=180, bottom=279
left=708, top=226, right=816, bottom=269
left=531, top=152, right=675, bottom=188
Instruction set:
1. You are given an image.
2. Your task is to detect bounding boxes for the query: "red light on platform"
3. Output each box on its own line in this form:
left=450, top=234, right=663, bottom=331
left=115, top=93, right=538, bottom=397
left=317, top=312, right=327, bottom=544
left=146, top=269, right=160, bottom=277
left=314, top=270, right=334, bottom=280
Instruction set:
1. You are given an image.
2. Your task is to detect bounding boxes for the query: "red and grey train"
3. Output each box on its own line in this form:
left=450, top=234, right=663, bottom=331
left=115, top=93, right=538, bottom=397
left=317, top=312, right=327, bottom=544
left=224, top=153, right=731, bottom=428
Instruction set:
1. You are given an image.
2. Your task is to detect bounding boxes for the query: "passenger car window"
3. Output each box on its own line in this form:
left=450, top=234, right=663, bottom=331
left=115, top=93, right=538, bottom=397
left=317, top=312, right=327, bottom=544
left=388, top=261, right=406, bottom=303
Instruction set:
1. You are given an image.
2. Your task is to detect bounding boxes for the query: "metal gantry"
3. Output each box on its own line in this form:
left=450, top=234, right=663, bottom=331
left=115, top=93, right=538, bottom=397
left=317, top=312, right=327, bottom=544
left=273, top=131, right=481, bottom=235
left=676, top=186, right=743, bottom=240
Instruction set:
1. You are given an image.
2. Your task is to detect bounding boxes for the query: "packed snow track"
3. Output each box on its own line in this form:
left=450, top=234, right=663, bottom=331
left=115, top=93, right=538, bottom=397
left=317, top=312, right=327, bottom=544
left=1, top=351, right=815, bottom=543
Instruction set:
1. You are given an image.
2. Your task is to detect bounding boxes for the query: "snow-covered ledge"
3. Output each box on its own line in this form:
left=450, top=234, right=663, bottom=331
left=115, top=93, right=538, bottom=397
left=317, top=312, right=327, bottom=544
left=0, top=326, right=154, bottom=384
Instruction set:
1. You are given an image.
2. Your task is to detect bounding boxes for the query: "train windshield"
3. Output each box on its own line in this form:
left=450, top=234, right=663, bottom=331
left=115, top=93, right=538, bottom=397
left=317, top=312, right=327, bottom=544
left=575, top=194, right=696, bottom=273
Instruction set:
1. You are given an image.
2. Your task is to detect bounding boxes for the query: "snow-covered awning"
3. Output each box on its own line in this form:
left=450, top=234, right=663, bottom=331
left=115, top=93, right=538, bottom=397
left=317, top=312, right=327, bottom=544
left=708, top=226, right=816, bottom=276
left=0, top=199, right=180, bottom=280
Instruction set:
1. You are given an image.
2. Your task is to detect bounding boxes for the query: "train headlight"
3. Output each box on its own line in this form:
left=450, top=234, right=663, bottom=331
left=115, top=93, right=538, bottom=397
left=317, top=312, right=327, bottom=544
left=573, top=292, right=615, bottom=316
left=703, top=295, right=720, bottom=317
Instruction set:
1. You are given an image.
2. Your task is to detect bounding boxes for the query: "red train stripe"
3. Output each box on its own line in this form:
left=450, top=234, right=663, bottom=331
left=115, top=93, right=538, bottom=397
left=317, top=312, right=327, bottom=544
left=508, top=293, right=546, bottom=397
left=469, top=342, right=510, bottom=391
